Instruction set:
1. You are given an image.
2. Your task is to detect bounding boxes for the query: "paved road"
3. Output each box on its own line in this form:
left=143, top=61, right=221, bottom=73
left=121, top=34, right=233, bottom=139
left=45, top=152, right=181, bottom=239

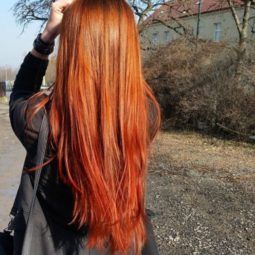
left=0, top=102, right=26, bottom=229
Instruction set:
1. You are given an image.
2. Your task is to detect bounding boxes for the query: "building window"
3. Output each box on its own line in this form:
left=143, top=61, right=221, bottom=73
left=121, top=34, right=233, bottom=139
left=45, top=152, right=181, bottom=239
left=152, top=32, right=158, bottom=44
left=164, top=31, right=171, bottom=42
left=214, top=22, right=222, bottom=42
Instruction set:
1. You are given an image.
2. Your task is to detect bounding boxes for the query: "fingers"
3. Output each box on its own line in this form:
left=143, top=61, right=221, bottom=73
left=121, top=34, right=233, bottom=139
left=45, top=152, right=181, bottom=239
left=52, top=0, right=74, bottom=12
left=53, top=0, right=73, bottom=7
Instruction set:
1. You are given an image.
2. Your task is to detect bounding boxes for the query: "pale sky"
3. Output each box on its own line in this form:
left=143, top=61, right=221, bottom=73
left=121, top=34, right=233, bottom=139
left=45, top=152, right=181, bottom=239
left=0, top=0, right=44, bottom=69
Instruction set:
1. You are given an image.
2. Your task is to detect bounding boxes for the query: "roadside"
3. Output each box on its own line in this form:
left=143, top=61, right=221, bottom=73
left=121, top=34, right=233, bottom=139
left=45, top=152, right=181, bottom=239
left=0, top=102, right=26, bottom=229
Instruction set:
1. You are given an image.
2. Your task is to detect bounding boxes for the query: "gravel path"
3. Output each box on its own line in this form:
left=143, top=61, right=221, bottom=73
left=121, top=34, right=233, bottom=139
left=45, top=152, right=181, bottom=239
left=0, top=101, right=254, bottom=255
left=147, top=132, right=255, bottom=255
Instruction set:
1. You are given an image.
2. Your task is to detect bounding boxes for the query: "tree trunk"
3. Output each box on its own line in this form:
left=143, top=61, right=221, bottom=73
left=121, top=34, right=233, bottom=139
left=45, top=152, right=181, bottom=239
left=238, top=0, right=251, bottom=61
left=238, top=35, right=248, bottom=60
left=227, top=0, right=252, bottom=76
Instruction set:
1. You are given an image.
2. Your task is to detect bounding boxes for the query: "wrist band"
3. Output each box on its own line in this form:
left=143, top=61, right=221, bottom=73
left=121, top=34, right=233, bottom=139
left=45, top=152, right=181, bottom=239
left=33, top=33, right=55, bottom=55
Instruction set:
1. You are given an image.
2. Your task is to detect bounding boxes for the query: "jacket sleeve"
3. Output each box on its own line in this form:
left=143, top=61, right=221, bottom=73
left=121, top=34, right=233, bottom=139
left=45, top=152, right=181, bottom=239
left=9, top=52, right=49, bottom=153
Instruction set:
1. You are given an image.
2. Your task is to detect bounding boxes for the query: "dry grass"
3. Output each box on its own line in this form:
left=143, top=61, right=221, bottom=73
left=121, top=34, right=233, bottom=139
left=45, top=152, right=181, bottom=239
left=142, top=38, right=255, bottom=136
left=149, top=130, right=255, bottom=182
left=146, top=130, right=255, bottom=254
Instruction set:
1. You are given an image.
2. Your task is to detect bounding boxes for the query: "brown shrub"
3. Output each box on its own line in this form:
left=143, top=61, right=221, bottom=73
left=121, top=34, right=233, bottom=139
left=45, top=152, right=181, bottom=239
left=142, top=38, right=255, bottom=137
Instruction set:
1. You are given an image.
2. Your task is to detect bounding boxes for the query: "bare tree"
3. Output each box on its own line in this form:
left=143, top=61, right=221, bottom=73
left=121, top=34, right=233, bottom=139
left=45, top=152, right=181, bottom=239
left=228, top=0, right=255, bottom=59
left=129, top=0, right=192, bottom=41
left=13, top=0, right=50, bottom=31
left=150, top=16, right=194, bottom=38
left=0, top=66, right=18, bottom=82
left=216, top=0, right=255, bottom=59
left=159, top=0, right=195, bottom=37
left=139, top=0, right=198, bottom=50
left=129, top=0, right=168, bottom=25
left=13, top=0, right=168, bottom=31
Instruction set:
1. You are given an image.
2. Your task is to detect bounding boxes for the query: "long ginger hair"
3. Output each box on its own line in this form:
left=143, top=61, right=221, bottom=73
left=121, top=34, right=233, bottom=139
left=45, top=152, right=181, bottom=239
left=25, top=0, right=161, bottom=254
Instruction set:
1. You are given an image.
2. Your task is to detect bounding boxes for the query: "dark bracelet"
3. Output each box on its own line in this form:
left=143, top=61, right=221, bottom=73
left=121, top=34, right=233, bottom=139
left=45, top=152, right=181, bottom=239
left=33, top=33, right=55, bottom=55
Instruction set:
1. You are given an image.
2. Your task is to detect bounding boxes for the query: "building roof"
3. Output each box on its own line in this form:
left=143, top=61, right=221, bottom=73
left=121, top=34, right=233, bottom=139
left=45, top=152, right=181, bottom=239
left=141, top=0, right=243, bottom=26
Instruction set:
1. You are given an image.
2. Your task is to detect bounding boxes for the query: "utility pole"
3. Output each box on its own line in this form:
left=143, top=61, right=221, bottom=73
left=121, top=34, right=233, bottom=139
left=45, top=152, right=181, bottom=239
left=196, top=0, right=202, bottom=40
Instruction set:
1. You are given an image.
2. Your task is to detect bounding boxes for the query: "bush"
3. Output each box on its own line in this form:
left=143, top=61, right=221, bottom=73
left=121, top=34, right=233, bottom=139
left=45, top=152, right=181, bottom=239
left=142, top=38, right=255, bottom=137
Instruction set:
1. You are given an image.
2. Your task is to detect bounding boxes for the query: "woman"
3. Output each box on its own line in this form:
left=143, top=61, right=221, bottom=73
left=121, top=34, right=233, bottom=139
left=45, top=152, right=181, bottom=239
left=9, top=0, right=161, bottom=254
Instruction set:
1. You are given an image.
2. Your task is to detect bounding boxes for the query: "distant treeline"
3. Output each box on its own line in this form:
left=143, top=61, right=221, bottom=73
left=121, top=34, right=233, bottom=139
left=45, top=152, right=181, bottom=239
left=0, top=66, right=18, bottom=82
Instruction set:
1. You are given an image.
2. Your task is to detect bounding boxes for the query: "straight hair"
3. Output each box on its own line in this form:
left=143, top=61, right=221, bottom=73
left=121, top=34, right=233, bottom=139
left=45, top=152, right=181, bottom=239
left=25, top=0, right=161, bottom=254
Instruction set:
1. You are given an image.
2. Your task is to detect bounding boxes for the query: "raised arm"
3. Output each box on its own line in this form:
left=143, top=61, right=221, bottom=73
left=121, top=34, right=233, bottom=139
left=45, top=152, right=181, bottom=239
left=9, top=0, right=74, bottom=152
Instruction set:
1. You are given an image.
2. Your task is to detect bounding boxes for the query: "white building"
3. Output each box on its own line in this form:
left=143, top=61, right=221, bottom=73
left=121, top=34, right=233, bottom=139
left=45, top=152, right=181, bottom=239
left=139, top=0, right=255, bottom=48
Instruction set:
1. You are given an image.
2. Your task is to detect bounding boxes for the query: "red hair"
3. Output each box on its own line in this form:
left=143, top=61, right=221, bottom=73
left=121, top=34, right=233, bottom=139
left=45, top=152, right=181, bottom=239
left=25, top=0, right=161, bottom=254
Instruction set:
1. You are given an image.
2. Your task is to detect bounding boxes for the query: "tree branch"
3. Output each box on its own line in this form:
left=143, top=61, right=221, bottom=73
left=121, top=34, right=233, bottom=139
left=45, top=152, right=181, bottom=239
left=242, top=0, right=252, bottom=33
left=152, top=19, right=185, bottom=36
left=227, top=0, right=242, bottom=35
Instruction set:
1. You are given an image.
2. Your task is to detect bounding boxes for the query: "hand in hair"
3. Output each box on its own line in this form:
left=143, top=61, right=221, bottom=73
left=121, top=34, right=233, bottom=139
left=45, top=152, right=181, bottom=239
left=41, top=0, right=74, bottom=43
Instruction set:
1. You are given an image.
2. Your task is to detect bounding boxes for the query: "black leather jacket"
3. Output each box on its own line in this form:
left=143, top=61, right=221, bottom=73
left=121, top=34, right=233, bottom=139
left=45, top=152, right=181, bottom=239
left=9, top=52, right=159, bottom=255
